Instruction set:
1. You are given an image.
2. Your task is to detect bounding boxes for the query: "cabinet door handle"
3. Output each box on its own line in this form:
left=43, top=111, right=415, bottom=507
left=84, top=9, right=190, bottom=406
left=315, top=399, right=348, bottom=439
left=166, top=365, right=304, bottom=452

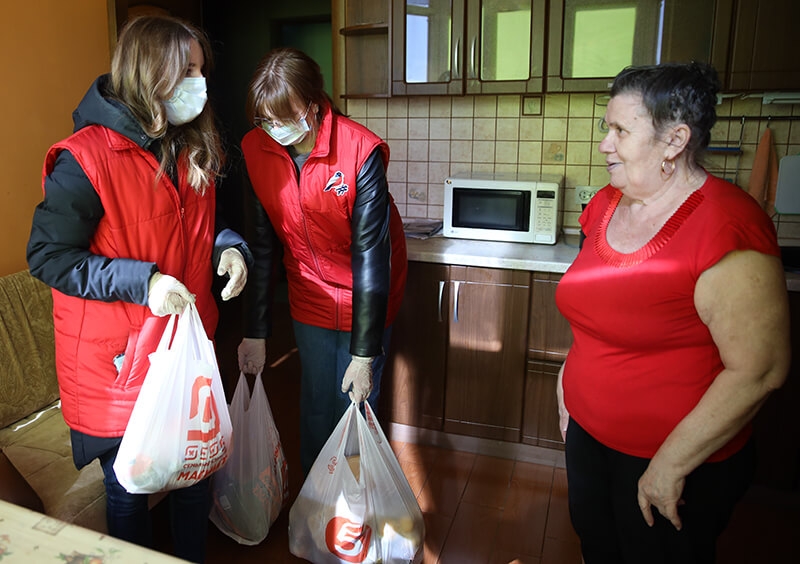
left=437, top=280, right=445, bottom=323
left=469, top=36, right=477, bottom=79
left=453, top=37, right=461, bottom=80
left=452, top=280, right=461, bottom=323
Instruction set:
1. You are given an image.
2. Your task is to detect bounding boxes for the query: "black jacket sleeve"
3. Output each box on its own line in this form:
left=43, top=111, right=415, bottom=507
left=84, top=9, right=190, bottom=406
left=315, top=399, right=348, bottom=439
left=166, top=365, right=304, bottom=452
left=350, top=148, right=392, bottom=357
left=242, top=176, right=278, bottom=339
left=26, top=150, right=156, bottom=305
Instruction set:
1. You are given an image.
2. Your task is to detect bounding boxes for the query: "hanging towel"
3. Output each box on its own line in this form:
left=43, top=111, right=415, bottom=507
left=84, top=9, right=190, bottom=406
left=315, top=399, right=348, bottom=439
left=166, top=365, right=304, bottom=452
left=747, top=127, right=779, bottom=213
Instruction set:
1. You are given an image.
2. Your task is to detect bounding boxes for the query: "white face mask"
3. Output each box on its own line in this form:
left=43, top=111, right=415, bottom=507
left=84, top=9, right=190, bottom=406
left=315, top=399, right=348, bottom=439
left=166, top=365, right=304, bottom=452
left=164, top=77, right=207, bottom=125
left=263, top=117, right=311, bottom=146
left=260, top=102, right=312, bottom=146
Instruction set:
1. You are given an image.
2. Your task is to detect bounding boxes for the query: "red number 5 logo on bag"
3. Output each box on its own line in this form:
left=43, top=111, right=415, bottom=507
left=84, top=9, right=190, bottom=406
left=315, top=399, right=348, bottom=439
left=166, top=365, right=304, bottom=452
left=325, top=517, right=372, bottom=562
left=186, top=375, right=221, bottom=442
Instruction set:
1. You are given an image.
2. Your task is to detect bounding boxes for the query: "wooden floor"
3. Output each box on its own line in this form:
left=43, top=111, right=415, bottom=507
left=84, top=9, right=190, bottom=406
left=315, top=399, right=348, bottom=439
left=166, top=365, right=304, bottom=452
left=151, top=294, right=800, bottom=563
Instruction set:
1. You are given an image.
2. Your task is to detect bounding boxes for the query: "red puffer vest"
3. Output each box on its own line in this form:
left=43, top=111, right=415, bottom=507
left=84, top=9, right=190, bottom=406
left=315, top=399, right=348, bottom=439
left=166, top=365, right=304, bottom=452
left=42, top=125, right=218, bottom=437
left=242, top=108, right=406, bottom=332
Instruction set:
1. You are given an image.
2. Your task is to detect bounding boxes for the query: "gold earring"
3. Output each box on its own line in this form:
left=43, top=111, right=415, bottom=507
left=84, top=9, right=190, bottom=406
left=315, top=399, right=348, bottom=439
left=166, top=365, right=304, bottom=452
left=661, top=159, right=675, bottom=177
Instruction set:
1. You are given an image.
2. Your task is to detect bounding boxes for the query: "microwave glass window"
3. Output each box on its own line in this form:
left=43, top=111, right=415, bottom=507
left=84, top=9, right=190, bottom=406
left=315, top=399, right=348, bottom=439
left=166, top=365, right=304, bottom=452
left=452, top=188, right=530, bottom=231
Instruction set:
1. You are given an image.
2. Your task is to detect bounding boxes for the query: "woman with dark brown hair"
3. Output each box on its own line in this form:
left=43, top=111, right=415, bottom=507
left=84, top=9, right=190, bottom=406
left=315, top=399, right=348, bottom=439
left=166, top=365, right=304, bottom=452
left=237, top=48, right=407, bottom=475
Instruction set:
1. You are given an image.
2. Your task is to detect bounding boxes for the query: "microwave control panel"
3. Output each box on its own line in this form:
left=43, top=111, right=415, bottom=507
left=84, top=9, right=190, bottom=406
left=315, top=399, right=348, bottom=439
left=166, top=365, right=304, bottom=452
left=532, top=189, right=558, bottom=244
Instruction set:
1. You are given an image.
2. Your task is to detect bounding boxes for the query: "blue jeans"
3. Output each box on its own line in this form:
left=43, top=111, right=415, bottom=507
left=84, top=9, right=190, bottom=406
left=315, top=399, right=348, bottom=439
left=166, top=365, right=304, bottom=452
left=95, top=442, right=211, bottom=563
left=292, top=320, right=392, bottom=475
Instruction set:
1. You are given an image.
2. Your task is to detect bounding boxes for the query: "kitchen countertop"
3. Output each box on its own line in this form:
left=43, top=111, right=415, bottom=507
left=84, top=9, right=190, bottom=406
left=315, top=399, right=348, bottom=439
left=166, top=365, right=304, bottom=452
left=404, top=233, right=580, bottom=273
left=406, top=233, right=800, bottom=291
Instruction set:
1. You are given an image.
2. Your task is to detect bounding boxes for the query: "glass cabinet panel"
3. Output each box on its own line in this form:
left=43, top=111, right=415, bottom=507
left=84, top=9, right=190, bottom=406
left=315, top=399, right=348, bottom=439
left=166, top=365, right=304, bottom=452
left=393, top=0, right=544, bottom=95
left=405, top=0, right=454, bottom=83
left=547, top=0, right=717, bottom=92
left=478, top=0, right=533, bottom=82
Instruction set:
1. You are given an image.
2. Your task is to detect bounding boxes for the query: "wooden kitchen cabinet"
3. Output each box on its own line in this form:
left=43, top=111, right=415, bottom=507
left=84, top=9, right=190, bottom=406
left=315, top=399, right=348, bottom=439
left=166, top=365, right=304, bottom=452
left=522, top=272, right=572, bottom=450
left=522, top=360, right=564, bottom=450
left=527, top=272, right=572, bottom=361
left=725, top=0, right=800, bottom=91
left=382, top=262, right=449, bottom=430
left=391, top=0, right=546, bottom=96
left=337, top=0, right=392, bottom=97
left=384, top=262, right=531, bottom=441
left=443, top=266, right=530, bottom=441
left=546, top=0, right=721, bottom=92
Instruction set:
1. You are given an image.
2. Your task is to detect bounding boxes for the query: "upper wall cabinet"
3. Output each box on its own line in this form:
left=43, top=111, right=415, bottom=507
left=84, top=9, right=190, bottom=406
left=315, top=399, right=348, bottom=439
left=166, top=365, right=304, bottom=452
left=726, top=0, right=800, bottom=91
left=392, top=0, right=546, bottom=95
left=546, top=0, right=721, bottom=92
left=339, top=0, right=392, bottom=97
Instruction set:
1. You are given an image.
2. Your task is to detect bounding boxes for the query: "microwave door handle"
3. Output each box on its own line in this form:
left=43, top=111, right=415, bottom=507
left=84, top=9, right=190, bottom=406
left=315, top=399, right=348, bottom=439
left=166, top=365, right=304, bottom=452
left=452, top=280, right=461, bottom=323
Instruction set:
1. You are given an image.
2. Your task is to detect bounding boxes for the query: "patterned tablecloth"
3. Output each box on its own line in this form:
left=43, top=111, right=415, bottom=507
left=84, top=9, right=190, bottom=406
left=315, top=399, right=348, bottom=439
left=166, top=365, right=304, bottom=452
left=0, top=499, right=186, bottom=563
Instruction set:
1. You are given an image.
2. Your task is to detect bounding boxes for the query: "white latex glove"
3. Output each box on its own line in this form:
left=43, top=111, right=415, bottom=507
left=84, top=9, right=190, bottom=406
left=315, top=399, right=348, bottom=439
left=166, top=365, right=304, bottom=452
left=148, top=273, right=195, bottom=316
left=341, top=355, right=374, bottom=403
left=238, top=337, right=266, bottom=375
left=217, top=247, right=247, bottom=301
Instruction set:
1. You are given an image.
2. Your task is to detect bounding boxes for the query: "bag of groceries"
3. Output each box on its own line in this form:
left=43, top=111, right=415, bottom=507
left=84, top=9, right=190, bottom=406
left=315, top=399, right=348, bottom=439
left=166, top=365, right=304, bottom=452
left=288, top=401, right=425, bottom=563
left=114, top=304, right=232, bottom=494
left=210, top=371, right=288, bottom=545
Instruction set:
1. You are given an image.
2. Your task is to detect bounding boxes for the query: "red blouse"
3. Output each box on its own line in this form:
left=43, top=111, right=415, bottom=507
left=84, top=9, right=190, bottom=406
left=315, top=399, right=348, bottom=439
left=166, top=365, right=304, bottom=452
left=556, top=174, right=779, bottom=460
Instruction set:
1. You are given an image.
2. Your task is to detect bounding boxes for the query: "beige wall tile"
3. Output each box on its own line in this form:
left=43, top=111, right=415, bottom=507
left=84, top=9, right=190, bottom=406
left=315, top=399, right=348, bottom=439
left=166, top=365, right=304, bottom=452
left=388, top=139, right=408, bottom=161
left=451, top=140, right=473, bottom=162
left=518, top=141, right=542, bottom=165
left=367, top=118, right=387, bottom=139
left=473, top=141, right=496, bottom=163
left=408, top=183, right=427, bottom=204
left=408, top=118, right=429, bottom=139
left=474, top=118, right=497, bottom=140
left=568, top=94, right=595, bottom=118
left=387, top=118, right=408, bottom=139
left=408, top=140, right=430, bottom=161
left=367, top=99, right=387, bottom=118
left=544, top=94, right=569, bottom=117
left=347, top=99, right=366, bottom=118
left=386, top=159, right=407, bottom=183
left=408, top=162, right=428, bottom=183
left=408, top=97, right=430, bottom=117
left=498, top=95, right=521, bottom=117
left=430, top=140, right=451, bottom=162
left=520, top=117, right=543, bottom=140
left=567, top=118, right=593, bottom=142
left=452, top=117, right=475, bottom=140
left=495, top=141, right=519, bottom=164
left=429, top=117, right=451, bottom=140
left=430, top=97, right=452, bottom=117
left=387, top=97, right=408, bottom=118
left=475, top=96, right=497, bottom=118
left=429, top=162, right=451, bottom=186
left=497, top=118, right=520, bottom=141
left=543, top=117, right=568, bottom=141
left=452, top=97, right=474, bottom=117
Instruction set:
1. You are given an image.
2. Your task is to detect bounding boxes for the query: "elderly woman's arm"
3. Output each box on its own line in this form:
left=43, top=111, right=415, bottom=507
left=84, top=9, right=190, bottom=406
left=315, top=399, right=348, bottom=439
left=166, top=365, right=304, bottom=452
left=637, top=249, right=790, bottom=530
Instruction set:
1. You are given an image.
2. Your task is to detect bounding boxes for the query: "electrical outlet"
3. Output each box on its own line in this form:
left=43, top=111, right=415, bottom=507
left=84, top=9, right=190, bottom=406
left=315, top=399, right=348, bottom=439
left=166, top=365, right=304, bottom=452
left=576, top=186, right=600, bottom=205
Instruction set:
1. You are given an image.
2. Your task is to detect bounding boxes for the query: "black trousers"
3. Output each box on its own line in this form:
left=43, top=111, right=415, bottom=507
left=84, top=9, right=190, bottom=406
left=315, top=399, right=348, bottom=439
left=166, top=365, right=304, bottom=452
left=565, top=418, right=755, bottom=564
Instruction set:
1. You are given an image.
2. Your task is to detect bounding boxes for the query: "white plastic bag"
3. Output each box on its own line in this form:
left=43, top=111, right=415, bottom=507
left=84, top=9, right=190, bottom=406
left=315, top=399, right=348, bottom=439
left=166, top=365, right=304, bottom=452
left=210, top=371, right=288, bottom=545
left=113, top=303, right=232, bottom=494
left=289, top=402, right=425, bottom=564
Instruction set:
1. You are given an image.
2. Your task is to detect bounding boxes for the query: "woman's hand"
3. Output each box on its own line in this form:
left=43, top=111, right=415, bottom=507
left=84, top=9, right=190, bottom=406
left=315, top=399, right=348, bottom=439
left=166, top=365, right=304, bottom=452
left=217, top=247, right=248, bottom=301
left=557, top=361, right=569, bottom=441
left=637, top=458, right=686, bottom=530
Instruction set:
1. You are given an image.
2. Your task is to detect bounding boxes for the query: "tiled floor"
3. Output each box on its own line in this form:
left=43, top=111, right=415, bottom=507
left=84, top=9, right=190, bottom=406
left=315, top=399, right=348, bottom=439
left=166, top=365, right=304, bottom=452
left=151, top=295, right=800, bottom=563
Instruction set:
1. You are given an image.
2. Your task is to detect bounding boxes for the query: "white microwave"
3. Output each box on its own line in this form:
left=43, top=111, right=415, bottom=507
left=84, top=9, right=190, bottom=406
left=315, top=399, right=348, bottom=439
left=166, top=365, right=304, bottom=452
left=443, top=173, right=563, bottom=244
